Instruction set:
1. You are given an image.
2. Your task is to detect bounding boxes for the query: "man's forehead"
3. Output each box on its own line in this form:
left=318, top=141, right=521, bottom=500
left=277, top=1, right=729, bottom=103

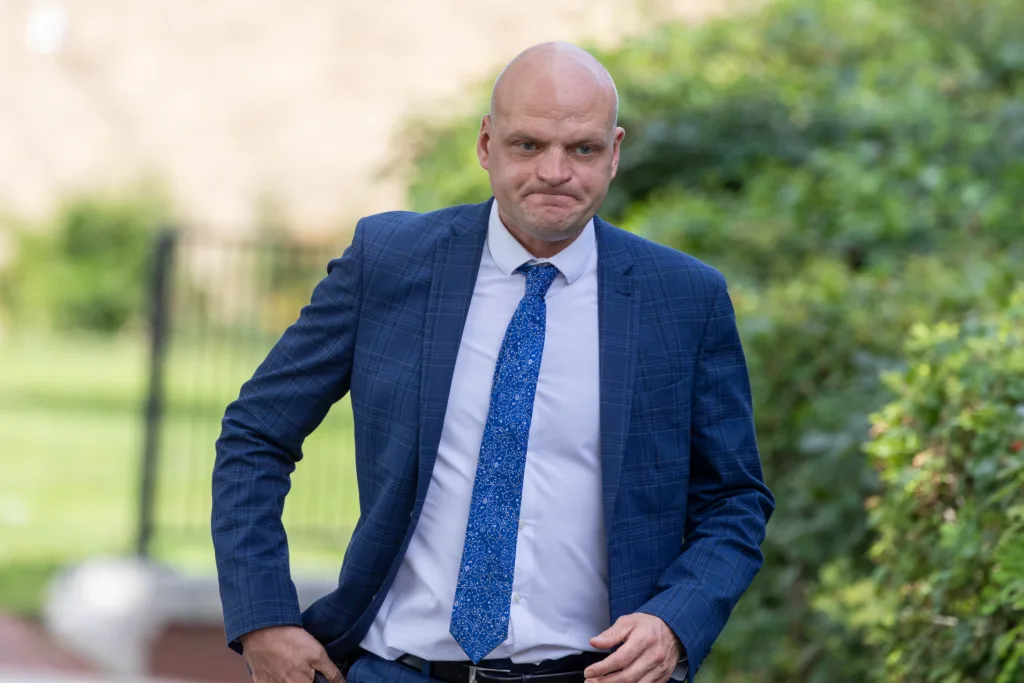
left=497, top=73, right=610, bottom=107
left=493, top=85, right=616, bottom=131
left=496, top=109, right=609, bottom=132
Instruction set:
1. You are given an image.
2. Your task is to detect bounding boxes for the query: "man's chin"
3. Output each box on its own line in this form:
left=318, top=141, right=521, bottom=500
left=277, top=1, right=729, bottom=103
left=525, top=210, right=584, bottom=233
left=526, top=223, right=585, bottom=244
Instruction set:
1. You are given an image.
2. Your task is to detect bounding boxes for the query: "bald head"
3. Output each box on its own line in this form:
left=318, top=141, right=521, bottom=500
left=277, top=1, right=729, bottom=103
left=489, top=42, right=619, bottom=129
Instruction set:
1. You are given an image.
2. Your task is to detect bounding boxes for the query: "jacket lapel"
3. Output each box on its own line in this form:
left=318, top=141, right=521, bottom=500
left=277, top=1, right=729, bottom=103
left=595, top=217, right=639, bottom=537
left=416, top=200, right=490, bottom=504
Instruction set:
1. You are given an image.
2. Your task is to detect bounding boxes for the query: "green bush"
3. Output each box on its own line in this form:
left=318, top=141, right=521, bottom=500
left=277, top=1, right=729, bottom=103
left=400, top=0, right=1024, bottom=679
left=3, top=192, right=169, bottom=333
left=850, top=291, right=1024, bottom=682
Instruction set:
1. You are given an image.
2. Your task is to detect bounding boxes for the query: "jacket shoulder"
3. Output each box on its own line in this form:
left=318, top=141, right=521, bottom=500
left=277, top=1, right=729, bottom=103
left=346, top=201, right=484, bottom=264
left=598, top=218, right=727, bottom=294
left=358, top=202, right=483, bottom=239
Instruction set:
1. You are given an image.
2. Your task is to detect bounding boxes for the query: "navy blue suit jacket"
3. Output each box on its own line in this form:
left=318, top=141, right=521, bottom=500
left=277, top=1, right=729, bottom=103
left=212, top=199, right=774, bottom=681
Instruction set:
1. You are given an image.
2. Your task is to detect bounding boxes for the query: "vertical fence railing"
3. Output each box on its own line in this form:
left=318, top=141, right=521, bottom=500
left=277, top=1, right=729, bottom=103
left=135, top=229, right=356, bottom=562
left=137, top=228, right=178, bottom=558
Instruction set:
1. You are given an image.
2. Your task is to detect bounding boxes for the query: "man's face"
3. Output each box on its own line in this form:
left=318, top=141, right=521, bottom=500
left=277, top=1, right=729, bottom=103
left=477, top=85, right=625, bottom=244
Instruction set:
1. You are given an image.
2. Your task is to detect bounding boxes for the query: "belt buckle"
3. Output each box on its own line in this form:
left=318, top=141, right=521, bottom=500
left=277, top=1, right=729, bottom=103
left=468, top=665, right=517, bottom=683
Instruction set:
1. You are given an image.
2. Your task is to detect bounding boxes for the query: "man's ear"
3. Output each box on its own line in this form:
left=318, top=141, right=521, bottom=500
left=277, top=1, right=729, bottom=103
left=610, top=126, right=625, bottom=178
left=477, top=115, right=493, bottom=170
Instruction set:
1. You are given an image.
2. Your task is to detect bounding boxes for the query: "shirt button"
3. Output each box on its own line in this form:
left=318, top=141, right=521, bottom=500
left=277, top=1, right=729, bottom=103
left=512, top=593, right=522, bottom=604
left=518, top=520, right=526, bottom=531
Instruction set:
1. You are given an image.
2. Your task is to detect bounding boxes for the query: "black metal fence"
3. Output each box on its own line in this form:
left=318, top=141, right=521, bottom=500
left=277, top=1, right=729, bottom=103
left=136, top=229, right=357, bottom=560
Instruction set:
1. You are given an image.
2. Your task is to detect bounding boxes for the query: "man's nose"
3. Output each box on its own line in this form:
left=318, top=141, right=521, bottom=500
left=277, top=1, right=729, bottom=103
left=536, top=149, right=572, bottom=185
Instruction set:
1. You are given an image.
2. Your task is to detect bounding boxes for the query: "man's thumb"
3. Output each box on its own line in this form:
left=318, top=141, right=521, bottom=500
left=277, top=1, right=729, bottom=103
left=312, top=650, right=343, bottom=683
left=590, top=616, right=633, bottom=649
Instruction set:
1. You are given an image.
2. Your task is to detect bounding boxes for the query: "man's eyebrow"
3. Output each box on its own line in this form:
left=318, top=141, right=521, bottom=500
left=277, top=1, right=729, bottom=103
left=501, top=131, right=607, bottom=146
left=503, top=130, right=541, bottom=141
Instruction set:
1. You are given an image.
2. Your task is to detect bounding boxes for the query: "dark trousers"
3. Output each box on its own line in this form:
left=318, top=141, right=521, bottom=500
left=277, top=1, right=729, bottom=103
left=347, top=653, right=441, bottom=683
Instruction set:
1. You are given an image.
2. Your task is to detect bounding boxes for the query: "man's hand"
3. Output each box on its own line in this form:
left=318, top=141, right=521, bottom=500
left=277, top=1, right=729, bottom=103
left=241, top=625, right=343, bottom=683
left=584, top=614, right=683, bottom=683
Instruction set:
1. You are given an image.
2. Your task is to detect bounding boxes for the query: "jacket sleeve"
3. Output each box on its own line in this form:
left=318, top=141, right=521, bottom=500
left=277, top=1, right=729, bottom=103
left=211, top=219, right=365, bottom=653
left=637, top=273, right=775, bottom=682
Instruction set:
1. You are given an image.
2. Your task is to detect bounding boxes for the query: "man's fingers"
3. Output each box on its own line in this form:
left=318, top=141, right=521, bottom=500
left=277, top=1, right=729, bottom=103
left=311, top=650, right=344, bottom=683
left=584, top=633, right=647, bottom=679
left=589, top=616, right=635, bottom=650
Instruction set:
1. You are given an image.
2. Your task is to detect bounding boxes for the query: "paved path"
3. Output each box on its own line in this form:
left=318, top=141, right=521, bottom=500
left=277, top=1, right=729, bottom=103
left=0, top=616, right=95, bottom=673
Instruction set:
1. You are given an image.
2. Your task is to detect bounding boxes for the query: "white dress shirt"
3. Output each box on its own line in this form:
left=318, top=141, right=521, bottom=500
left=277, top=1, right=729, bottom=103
left=360, top=200, right=607, bottom=662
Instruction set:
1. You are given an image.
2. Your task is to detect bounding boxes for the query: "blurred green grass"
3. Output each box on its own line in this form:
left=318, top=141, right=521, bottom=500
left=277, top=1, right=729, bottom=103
left=0, top=330, right=358, bottom=616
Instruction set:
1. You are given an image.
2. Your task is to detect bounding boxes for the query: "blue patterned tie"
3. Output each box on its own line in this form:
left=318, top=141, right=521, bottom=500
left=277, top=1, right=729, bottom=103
left=449, top=263, right=560, bottom=663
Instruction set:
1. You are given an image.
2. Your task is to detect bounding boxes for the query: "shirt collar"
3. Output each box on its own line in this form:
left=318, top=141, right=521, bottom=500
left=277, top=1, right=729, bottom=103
left=486, top=199, right=596, bottom=285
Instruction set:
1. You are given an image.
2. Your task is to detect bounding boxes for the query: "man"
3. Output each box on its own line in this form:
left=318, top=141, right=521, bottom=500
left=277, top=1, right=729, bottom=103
left=212, top=42, right=773, bottom=683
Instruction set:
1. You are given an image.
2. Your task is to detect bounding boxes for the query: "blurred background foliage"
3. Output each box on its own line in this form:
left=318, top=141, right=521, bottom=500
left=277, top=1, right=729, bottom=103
left=400, top=0, right=1024, bottom=680
left=1, top=0, right=1021, bottom=679
left=1, top=189, right=171, bottom=334
left=852, top=293, right=1024, bottom=683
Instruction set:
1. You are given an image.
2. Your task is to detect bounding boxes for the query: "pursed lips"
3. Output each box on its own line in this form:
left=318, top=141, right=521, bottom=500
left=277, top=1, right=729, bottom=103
left=528, top=191, right=576, bottom=201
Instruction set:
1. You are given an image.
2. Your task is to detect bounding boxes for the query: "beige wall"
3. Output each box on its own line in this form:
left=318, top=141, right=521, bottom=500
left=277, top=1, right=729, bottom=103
left=1, top=0, right=726, bottom=237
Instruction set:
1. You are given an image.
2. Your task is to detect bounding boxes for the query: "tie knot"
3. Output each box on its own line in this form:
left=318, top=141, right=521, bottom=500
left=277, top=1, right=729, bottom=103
left=518, top=263, right=559, bottom=298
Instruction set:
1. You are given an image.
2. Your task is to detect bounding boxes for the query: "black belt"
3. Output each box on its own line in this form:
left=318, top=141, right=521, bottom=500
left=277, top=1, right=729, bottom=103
left=395, top=652, right=606, bottom=683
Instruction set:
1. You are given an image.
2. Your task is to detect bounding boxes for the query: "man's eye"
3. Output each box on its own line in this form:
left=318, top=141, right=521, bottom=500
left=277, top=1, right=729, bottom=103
left=576, top=145, right=594, bottom=155
left=518, top=142, right=537, bottom=152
